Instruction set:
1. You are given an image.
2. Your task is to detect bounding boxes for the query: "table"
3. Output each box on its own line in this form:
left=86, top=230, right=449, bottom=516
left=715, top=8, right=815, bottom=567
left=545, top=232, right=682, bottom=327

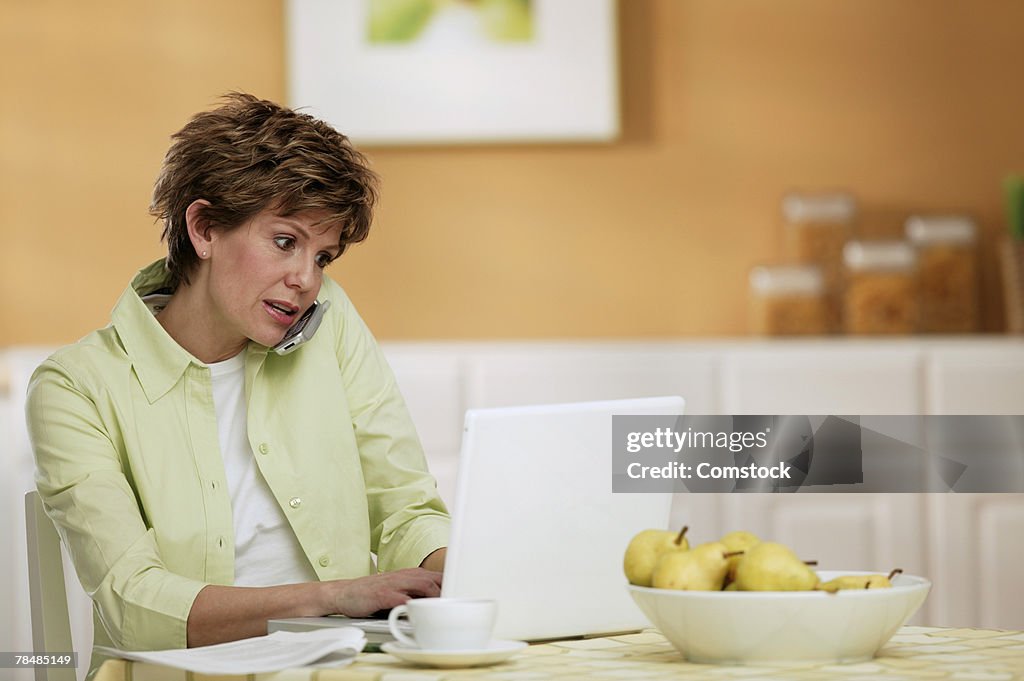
left=95, top=626, right=1024, bottom=681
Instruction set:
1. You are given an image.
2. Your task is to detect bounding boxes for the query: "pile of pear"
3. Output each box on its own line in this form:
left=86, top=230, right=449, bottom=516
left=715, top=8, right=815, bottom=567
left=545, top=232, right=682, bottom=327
left=624, top=528, right=901, bottom=592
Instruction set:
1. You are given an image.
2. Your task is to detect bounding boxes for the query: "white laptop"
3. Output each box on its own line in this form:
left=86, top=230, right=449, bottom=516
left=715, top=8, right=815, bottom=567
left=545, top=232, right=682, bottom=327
left=441, top=395, right=684, bottom=640
left=271, top=395, right=684, bottom=643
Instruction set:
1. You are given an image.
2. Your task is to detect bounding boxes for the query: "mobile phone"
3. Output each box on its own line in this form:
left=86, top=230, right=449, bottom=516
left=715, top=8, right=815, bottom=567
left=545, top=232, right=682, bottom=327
left=272, top=299, right=331, bottom=355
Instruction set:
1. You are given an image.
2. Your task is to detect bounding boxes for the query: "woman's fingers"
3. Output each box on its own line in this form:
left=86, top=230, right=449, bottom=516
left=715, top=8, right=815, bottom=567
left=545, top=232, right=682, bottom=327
left=333, top=568, right=444, bottom=616
left=386, top=568, right=442, bottom=598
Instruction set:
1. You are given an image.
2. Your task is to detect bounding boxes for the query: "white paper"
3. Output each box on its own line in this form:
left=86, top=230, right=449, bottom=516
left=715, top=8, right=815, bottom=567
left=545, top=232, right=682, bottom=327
left=96, top=627, right=366, bottom=675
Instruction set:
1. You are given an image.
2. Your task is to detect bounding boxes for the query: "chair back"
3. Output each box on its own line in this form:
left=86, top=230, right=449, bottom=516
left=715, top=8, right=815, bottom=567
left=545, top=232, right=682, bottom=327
left=24, top=491, right=77, bottom=681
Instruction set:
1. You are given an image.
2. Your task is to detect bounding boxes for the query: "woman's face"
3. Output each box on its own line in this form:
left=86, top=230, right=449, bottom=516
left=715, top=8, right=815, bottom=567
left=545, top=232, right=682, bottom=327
left=204, top=209, right=342, bottom=350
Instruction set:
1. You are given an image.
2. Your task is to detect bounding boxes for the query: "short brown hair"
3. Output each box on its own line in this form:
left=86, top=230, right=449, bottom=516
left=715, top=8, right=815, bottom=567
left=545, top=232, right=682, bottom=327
left=150, top=92, right=379, bottom=289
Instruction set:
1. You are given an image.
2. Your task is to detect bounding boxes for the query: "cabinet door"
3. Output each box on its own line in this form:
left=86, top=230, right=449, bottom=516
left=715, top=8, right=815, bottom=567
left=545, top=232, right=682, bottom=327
left=926, top=345, right=1024, bottom=414
left=925, top=345, right=1024, bottom=628
left=718, top=494, right=926, bottom=570
left=465, top=345, right=718, bottom=413
left=926, top=494, right=1024, bottom=629
left=721, top=345, right=922, bottom=414
left=720, top=347, right=938, bottom=623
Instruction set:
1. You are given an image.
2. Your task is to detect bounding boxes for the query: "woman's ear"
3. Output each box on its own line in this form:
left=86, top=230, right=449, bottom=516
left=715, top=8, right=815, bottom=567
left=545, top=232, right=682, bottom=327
left=185, top=199, right=214, bottom=259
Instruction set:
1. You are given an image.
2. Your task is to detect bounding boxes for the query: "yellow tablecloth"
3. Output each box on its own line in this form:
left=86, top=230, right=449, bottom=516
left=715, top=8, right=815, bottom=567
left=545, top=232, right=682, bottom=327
left=95, top=626, right=1024, bottom=681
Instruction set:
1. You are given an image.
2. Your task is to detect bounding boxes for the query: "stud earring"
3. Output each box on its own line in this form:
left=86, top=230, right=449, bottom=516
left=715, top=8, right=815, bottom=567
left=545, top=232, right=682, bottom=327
left=201, top=250, right=207, bottom=258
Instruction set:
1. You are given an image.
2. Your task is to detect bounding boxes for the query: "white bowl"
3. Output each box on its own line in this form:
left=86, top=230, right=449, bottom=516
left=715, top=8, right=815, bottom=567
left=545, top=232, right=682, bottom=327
left=628, top=571, right=930, bottom=665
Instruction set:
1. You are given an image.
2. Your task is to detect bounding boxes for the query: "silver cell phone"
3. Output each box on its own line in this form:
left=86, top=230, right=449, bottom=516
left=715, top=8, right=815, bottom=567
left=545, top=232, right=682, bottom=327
left=272, top=299, right=330, bottom=355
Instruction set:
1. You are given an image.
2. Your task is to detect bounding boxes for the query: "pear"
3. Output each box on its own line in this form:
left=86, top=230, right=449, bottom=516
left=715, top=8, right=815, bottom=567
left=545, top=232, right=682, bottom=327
left=623, top=526, right=689, bottom=587
left=651, top=541, right=742, bottom=591
left=720, top=530, right=760, bottom=582
left=819, top=569, right=902, bottom=593
left=733, top=542, right=820, bottom=591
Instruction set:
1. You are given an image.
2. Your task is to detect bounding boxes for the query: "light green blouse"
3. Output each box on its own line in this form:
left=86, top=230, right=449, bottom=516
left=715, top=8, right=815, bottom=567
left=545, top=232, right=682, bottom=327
left=26, top=260, right=450, bottom=677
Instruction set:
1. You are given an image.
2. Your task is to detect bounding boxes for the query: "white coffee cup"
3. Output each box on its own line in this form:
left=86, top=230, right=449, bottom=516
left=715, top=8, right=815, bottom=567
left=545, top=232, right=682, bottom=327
left=387, top=598, right=497, bottom=650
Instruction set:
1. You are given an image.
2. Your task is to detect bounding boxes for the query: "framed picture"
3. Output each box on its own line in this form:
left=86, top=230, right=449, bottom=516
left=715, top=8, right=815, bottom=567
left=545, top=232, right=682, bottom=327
left=286, top=0, right=619, bottom=145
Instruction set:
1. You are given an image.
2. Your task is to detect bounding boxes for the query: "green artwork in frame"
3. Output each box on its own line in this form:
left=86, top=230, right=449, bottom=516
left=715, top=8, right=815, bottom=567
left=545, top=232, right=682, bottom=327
left=287, top=0, right=619, bottom=145
left=369, top=0, right=535, bottom=44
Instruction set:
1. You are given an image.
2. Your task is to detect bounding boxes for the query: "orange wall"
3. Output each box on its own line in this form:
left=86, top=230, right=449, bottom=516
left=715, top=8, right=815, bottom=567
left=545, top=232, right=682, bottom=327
left=2, top=0, right=1021, bottom=345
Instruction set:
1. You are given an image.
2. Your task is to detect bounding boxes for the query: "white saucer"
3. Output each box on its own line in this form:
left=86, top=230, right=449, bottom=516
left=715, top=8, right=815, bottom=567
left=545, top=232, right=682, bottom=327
left=380, top=640, right=527, bottom=668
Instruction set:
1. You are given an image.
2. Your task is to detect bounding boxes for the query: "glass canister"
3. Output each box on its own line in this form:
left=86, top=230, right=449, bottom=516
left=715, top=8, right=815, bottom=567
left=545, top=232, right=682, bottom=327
left=843, top=240, right=918, bottom=335
left=749, top=264, right=829, bottom=336
left=905, top=215, right=978, bottom=333
left=782, top=192, right=857, bottom=331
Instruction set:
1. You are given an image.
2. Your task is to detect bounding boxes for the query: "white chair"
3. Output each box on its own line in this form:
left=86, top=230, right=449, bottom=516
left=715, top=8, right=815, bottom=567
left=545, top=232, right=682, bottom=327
left=24, top=491, right=77, bottom=681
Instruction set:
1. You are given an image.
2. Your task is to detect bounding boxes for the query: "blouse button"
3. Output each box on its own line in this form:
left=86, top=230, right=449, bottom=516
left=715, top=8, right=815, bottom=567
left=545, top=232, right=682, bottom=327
left=289, top=497, right=302, bottom=509
left=258, top=443, right=269, bottom=455
left=319, top=555, right=330, bottom=567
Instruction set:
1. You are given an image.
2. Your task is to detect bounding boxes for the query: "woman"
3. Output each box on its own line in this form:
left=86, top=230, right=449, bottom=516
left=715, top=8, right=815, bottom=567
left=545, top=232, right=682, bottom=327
left=26, top=93, right=449, bottom=679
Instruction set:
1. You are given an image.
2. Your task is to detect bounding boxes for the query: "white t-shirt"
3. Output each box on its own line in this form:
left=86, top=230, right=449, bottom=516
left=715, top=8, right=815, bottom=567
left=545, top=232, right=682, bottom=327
left=207, top=353, right=319, bottom=586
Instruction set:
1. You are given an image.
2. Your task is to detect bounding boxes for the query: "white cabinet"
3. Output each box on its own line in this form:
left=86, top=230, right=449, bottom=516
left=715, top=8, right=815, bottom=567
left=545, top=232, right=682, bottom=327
left=926, top=494, right=1024, bottom=629
left=381, top=338, right=1024, bottom=629
left=716, top=494, right=926, bottom=574
left=926, top=345, right=1024, bottom=414
left=720, top=343, right=922, bottom=414
left=923, top=344, right=1024, bottom=629
left=463, top=343, right=719, bottom=413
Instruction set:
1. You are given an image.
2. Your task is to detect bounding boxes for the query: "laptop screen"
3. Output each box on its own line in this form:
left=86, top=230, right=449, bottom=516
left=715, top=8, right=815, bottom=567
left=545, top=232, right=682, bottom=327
left=441, top=396, right=685, bottom=640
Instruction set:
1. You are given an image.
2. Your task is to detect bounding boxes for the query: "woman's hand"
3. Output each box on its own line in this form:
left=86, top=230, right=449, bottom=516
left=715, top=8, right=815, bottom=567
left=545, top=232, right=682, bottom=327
left=185, top=569, right=442, bottom=647
left=329, top=568, right=443, bottom=617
